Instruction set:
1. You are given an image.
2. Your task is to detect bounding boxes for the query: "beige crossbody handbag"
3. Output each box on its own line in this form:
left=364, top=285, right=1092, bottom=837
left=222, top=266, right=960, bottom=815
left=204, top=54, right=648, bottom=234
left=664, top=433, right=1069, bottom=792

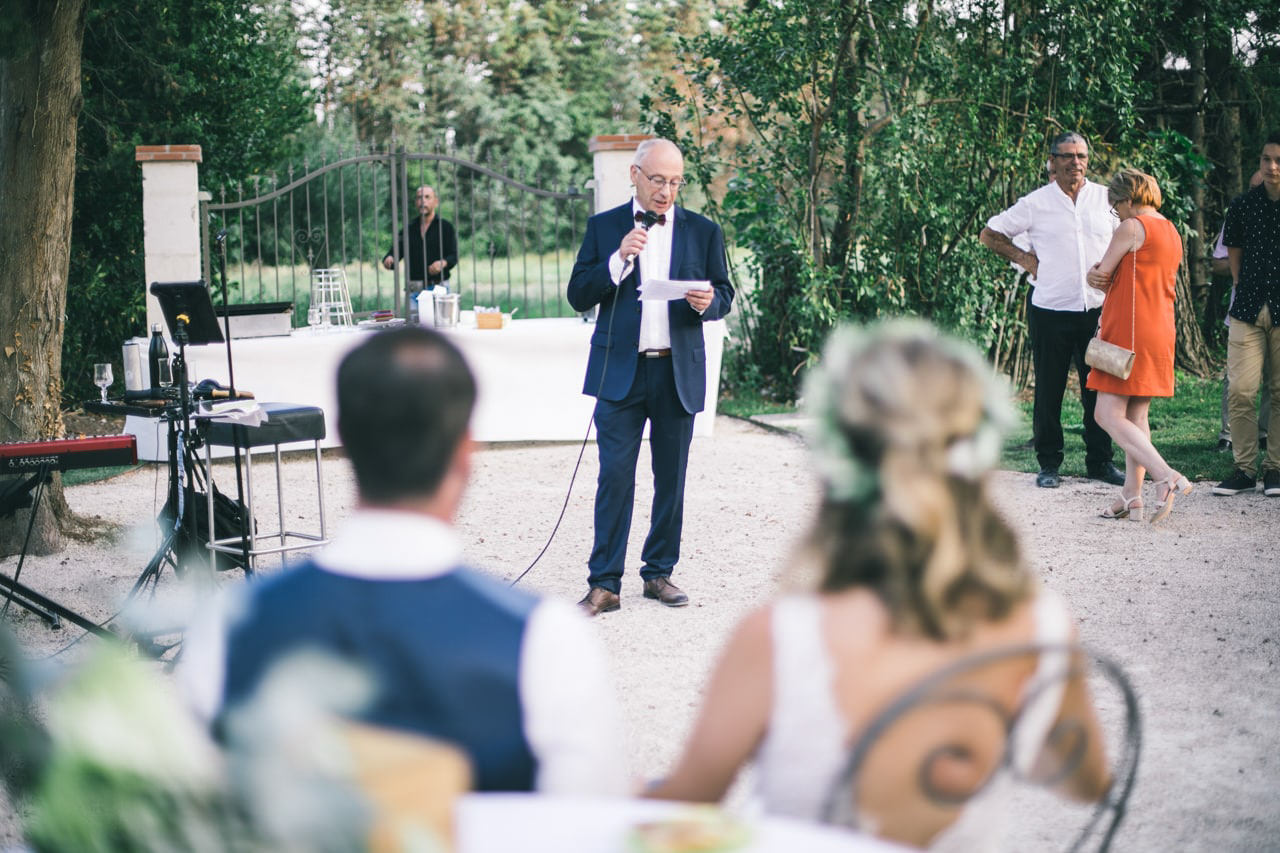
left=1085, top=252, right=1136, bottom=380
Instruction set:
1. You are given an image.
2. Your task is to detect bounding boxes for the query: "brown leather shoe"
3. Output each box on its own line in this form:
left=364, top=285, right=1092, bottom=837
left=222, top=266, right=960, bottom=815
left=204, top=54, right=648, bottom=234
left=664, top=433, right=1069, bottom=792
left=642, top=577, right=689, bottom=607
left=578, top=587, right=620, bottom=617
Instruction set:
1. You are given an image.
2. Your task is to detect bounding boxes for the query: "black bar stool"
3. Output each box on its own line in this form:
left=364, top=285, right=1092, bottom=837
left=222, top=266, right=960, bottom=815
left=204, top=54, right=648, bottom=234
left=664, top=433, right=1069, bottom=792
left=201, top=403, right=328, bottom=571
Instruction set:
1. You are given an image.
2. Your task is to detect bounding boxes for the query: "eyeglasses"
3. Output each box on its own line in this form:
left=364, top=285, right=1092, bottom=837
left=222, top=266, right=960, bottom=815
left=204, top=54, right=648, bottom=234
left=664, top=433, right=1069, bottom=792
left=636, top=169, right=687, bottom=191
left=1052, top=152, right=1089, bottom=161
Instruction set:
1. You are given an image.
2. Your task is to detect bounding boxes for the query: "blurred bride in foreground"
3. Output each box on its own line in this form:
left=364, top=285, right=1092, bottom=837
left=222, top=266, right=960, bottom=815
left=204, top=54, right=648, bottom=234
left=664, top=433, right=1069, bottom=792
left=649, top=321, right=1112, bottom=849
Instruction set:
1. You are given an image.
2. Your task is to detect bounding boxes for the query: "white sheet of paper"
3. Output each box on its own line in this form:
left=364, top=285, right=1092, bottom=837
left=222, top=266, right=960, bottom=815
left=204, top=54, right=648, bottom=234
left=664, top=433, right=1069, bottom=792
left=197, top=399, right=269, bottom=428
left=638, top=278, right=712, bottom=301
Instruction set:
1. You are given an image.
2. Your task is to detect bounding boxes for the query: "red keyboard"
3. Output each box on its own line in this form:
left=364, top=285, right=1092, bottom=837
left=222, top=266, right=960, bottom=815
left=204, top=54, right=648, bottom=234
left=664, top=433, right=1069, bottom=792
left=0, top=434, right=138, bottom=473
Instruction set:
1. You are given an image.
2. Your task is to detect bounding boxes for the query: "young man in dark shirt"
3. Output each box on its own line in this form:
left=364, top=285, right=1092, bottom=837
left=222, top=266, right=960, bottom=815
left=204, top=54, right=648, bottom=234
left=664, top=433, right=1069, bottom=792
left=1215, top=133, right=1280, bottom=497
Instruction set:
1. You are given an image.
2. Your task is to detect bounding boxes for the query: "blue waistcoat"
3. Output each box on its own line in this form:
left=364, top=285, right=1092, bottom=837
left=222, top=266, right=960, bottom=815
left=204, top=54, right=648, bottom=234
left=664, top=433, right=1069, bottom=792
left=221, top=562, right=539, bottom=792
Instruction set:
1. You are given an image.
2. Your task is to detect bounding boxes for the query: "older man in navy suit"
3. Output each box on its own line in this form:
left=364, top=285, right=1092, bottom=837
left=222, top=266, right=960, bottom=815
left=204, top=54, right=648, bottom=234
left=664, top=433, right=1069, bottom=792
left=568, top=138, right=734, bottom=616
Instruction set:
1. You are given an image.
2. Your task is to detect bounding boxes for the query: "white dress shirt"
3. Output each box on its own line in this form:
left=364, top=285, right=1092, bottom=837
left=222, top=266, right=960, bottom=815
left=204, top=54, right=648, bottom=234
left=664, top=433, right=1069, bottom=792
left=177, top=509, right=628, bottom=796
left=608, top=200, right=676, bottom=350
left=986, top=180, right=1116, bottom=312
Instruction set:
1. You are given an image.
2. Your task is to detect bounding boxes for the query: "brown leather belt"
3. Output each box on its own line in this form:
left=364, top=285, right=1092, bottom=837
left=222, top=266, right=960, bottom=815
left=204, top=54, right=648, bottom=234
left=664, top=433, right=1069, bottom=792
left=641, top=348, right=672, bottom=358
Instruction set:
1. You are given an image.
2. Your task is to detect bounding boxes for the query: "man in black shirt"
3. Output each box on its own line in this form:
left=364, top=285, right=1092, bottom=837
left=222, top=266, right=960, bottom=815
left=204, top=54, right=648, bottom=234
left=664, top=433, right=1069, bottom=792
left=1215, top=133, right=1280, bottom=497
left=383, top=185, right=459, bottom=311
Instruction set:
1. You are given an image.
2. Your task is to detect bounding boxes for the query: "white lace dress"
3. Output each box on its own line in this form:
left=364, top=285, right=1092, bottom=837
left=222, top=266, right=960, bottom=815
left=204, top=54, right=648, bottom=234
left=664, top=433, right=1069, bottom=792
left=753, top=590, right=1072, bottom=851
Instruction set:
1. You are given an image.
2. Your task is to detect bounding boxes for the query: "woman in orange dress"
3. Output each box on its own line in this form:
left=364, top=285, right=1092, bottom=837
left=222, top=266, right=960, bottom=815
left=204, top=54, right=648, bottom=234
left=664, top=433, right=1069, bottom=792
left=1086, top=169, right=1189, bottom=523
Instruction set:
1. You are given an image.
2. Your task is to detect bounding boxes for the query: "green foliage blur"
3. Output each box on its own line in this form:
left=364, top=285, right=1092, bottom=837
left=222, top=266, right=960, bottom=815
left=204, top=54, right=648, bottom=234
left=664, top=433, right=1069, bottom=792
left=652, top=0, right=1280, bottom=402
left=63, top=0, right=312, bottom=403
left=64, top=0, right=724, bottom=401
left=59, top=0, right=1279, bottom=406
left=301, top=0, right=715, bottom=196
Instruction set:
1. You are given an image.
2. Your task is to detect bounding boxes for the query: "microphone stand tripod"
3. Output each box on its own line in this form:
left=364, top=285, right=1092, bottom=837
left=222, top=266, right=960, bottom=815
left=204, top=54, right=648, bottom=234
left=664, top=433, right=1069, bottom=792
left=111, top=314, right=203, bottom=659
left=132, top=314, right=203, bottom=601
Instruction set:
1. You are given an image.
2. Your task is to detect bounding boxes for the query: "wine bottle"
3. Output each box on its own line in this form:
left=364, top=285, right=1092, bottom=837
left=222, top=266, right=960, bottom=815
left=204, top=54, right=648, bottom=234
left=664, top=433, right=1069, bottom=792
left=148, top=323, right=169, bottom=391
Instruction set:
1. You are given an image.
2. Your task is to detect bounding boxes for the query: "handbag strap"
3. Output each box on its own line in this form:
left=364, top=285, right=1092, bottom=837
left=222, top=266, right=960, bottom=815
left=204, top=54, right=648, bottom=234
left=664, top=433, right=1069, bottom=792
left=1093, top=225, right=1140, bottom=347
left=1128, top=241, right=1137, bottom=351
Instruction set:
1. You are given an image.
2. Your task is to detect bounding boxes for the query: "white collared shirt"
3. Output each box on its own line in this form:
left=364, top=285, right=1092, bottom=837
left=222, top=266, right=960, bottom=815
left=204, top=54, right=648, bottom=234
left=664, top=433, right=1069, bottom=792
left=608, top=201, right=676, bottom=350
left=177, top=509, right=628, bottom=796
left=635, top=200, right=675, bottom=351
left=986, top=180, right=1116, bottom=311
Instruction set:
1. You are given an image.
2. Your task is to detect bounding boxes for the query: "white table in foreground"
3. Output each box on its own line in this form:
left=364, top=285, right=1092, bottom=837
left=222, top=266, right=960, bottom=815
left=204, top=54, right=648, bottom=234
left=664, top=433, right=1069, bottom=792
left=456, top=794, right=915, bottom=853
left=125, top=316, right=726, bottom=460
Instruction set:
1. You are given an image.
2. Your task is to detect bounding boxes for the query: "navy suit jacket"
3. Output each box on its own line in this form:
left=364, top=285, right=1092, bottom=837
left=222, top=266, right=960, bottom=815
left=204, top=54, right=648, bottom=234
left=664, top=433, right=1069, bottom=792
left=566, top=202, right=734, bottom=414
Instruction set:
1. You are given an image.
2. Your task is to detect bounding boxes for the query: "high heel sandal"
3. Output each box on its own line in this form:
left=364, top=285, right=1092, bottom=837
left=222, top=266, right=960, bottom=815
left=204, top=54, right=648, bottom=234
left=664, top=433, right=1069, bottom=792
left=1149, top=474, right=1192, bottom=524
left=1100, top=493, right=1144, bottom=521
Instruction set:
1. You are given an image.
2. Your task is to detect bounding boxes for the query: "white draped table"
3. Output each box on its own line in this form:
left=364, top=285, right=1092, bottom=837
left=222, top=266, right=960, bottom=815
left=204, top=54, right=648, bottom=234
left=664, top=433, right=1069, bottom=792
left=125, top=316, right=726, bottom=461
left=455, top=794, right=916, bottom=853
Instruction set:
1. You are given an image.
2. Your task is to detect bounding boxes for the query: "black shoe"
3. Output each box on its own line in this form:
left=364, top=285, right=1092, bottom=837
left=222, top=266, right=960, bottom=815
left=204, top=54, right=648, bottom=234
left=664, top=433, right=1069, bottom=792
left=642, top=577, right=689, bottom=607
left=1260, top=435, right=1268, bottom=451
left=1212, top=470, right=1257, bottom=496
left=1036, top=468, right=1061, bottom=488
left=1264, top=470, right=1280, bottom=497
left=1216, top=438, right=1232, bottom=452
left=1087, top=462, right=1126, bottom=486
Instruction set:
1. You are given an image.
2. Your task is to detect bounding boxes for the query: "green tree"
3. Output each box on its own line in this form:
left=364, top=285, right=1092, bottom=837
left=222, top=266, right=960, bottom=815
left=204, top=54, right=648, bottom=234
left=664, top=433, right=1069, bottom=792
left=311, top=0, right=719, bottom=187
left=65, top=0, right=312, bottom=402
left=1, top=0, right=88, bottom=554
left=1133, top=1, right=1280, bottom=341
left=654, top=0, right=1216, bottom=400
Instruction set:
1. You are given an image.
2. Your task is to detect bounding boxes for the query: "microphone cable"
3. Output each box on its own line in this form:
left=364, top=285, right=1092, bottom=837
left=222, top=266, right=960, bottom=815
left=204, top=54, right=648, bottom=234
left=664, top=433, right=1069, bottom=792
left=509, top=211, right=657, bottom=587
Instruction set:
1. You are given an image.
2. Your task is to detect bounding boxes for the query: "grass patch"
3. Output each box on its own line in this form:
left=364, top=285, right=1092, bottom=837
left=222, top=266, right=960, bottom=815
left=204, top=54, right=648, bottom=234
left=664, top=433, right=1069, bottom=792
left=226, top=244, right=757, bottom=325
left=62, top=464, right=147, bottom=487
left=717, top=389, right=796, bottom=419
left=1000, top=370, right=1233, bottom=482
left=722, top=369, right=1238, bottom=483
left=225, top=256, right=584, bottom=321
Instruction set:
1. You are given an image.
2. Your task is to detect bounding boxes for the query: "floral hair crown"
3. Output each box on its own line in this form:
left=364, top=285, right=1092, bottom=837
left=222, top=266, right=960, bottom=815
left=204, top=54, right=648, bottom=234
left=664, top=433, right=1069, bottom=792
left=803, top=320, right=1018, bottom=504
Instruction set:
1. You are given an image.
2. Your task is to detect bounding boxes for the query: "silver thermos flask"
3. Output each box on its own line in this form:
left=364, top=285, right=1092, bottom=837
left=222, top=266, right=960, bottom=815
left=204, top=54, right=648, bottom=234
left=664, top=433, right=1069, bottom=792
left=122, top=339, right=147, bottom=391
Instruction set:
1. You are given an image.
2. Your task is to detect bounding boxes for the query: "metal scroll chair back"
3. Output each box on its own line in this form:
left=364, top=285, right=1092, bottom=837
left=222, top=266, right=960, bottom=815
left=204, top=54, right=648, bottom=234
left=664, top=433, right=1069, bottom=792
left=821, top=643, right=1140, bottom=852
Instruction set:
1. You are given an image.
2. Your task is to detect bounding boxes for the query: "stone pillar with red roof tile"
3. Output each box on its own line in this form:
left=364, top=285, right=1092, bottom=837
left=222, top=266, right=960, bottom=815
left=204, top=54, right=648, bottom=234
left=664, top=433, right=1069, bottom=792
left=135, top=145, right=203, bottom=335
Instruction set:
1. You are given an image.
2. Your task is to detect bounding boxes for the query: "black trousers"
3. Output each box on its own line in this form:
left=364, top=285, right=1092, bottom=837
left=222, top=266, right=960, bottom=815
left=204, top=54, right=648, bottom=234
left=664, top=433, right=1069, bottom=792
left=1029, top=304, right=1114, bottom=472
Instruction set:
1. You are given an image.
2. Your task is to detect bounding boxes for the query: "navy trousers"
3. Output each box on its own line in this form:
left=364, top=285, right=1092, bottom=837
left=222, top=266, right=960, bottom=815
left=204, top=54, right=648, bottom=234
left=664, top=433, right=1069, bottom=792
left=1029, top=304, right=1114, bottom=472
left=587, top=356, right=694, bottom=594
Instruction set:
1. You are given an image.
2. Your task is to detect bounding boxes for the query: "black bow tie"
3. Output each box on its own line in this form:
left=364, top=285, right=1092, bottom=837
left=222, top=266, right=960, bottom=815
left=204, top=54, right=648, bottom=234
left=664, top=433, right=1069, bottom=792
left=635, top=211, right=667, bottom=226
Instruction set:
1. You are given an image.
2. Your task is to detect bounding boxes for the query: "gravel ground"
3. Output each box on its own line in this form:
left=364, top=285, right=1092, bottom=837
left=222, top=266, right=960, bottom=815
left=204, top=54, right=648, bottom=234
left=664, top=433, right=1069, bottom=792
left=2, top=415, right=1277, bottom=850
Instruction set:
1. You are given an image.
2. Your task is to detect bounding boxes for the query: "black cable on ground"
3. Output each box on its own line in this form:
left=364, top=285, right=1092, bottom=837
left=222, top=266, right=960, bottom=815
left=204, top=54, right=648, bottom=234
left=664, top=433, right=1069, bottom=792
left=509, top=266, right=623, bottom=587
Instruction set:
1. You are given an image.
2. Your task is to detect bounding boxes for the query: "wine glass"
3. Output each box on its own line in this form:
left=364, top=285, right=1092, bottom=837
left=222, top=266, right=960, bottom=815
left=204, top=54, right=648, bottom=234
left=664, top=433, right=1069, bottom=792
left=93, top=363, right=114, bottom=403
left=155, top=358, right=173, bottom=388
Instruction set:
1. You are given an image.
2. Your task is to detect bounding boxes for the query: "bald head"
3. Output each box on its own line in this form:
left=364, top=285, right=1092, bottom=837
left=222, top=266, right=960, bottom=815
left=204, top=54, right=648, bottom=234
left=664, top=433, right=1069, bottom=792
left=630, top=138, right=685, bottom=216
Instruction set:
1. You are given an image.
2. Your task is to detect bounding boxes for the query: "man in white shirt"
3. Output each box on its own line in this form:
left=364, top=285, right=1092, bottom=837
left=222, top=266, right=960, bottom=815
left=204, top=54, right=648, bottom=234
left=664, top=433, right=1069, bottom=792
left=980, top=132, right=1124, bottom=489
left=179, top=326, right=627, bottom=794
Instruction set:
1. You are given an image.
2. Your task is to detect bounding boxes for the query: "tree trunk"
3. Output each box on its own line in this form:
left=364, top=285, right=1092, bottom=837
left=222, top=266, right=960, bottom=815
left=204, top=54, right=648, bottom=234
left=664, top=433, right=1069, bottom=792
left=1205, top=23, right=1240, bottom=344
left=1187, top=16, right=1207, bottom=310
left=1174, top=260, right=1213, bottom=378
left=0, top=0, right=88, bottom=556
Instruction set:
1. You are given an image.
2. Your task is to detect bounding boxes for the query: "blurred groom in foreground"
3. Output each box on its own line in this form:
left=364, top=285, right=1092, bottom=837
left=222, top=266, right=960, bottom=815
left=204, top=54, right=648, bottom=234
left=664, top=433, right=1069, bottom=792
left=180, top=326, right=626, bottom=794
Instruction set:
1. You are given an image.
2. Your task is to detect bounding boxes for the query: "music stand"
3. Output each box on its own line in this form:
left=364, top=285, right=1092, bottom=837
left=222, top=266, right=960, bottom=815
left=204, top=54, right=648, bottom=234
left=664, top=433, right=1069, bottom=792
left=135, top=282, right=245, bottom=602
left=151, top=280, right=226, bottom=347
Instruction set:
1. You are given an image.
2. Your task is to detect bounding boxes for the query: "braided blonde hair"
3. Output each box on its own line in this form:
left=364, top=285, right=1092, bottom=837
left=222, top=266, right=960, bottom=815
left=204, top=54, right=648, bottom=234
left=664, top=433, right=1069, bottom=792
left=802, top=320, right=1031, bottom=640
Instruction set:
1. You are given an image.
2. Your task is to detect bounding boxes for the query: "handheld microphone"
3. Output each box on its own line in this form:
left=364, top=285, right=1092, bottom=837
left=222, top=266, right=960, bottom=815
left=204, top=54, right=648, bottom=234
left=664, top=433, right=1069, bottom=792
left=621, top=210, right=661, bottom=277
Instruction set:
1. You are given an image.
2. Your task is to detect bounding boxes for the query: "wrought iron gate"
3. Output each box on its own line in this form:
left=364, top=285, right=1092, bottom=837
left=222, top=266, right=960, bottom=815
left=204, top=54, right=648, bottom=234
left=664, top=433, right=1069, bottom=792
left=200, top=149, right=592, bottom=322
